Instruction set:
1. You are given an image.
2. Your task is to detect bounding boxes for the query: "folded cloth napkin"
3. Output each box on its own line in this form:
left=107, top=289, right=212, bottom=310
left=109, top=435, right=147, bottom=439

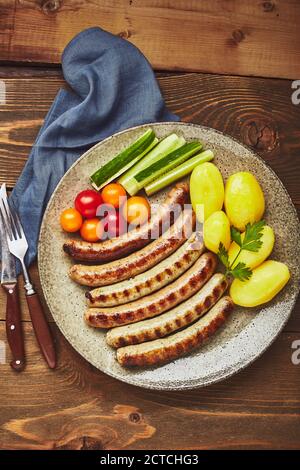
left=9, top=27, right=179, bottom=268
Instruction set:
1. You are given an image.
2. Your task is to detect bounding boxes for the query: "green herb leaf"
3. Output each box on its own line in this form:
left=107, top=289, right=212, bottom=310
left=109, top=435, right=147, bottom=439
left=230, top=262, right=253, bottom=281
left=242, top=220, right=266, bottom=252
left=217, top=242, right=230, bottom=269
left=231, top=226, right=242, bottom=247
left=217, top=220, right=266, bottom=282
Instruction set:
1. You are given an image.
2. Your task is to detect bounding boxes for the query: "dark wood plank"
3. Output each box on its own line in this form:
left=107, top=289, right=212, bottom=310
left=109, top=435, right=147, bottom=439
left=0, top=1, right=300, bottom=79
left=0, top=1, right=15, bottom=56
left=0, top=323, right=299, bottom=449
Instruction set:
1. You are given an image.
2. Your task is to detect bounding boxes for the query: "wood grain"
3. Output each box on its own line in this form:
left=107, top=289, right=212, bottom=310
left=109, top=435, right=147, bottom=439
left=0, top=1, right=300, bottom=79
left=0, top=323, right=299, bottom=449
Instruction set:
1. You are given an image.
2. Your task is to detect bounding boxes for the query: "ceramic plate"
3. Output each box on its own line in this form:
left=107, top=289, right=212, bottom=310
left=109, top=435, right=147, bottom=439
left=38, top=123, right=300, bottom=390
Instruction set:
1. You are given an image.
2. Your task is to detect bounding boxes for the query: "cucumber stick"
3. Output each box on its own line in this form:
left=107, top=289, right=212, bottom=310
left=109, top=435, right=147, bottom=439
left=135, top=141, right=202, bottom=188
left=145, top=150, right=214, bottom=196
left=90, top=129, right=157, bottom=190
left=119, top=133, right=185, bottom=195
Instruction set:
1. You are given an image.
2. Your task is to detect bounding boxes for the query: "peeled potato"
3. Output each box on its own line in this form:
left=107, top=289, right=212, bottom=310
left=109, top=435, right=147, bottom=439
left=204, top=211, right=231, bottom=254
left=225, top=172, right=265, bottom=231
left=228, top=225, right=275, bottom=269
left=190, top=162, right=224, bottom=222
left=230, top=260, right=290, bottom=307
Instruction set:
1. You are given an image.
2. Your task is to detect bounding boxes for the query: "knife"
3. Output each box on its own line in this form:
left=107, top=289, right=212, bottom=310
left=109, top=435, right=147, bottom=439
left=0, top=185, right=25, bottom=371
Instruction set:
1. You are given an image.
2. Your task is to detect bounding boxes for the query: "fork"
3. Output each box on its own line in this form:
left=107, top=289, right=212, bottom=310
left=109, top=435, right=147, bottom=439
left=0, top=197, right=56, bottom=369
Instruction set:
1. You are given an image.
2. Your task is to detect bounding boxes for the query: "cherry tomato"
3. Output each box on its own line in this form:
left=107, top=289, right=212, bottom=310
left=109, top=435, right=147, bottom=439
left=122, top=196, right=151, bottom=226
left=60, top=208, right=82, bottom=233
left=75, top=189, right=102, bottom=219
left=80, top=218, right=103, bottom=242
left=102, top=208, right=126, bottom=238
left=101, top=183, right=126, bottom=208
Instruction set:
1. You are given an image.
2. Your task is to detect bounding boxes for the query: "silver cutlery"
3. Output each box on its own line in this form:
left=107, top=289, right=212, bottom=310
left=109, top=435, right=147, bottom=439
left=0, top=184, right=56, bottom=369
left=0, top=184, right=25, bottom=371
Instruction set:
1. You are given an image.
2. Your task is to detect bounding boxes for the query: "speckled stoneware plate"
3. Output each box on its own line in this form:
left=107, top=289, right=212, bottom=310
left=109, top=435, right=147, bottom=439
left=38, top=122, right=300, bottom=390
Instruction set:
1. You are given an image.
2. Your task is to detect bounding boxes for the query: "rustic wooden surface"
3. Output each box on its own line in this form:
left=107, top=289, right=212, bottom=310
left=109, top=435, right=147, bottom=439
left=0, top=66, right=299, bottom=450
left=0, top=2, right=300, bottom=450
left=0, top=324, right=299, bottom=450
left=0, top=0, right=300, bottom=79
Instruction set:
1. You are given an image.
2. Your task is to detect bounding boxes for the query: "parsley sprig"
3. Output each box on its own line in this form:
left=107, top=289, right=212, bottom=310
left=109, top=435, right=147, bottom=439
left=217, top=220, right=266, bottom=281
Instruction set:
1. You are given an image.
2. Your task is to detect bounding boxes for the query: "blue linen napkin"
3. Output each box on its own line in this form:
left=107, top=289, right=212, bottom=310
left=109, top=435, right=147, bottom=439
left=9, top=27, right=179, bottom=268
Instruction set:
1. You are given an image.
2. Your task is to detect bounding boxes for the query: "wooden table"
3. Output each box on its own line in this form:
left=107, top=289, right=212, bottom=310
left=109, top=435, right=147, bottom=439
left=0, top=1, right=300, bottom=450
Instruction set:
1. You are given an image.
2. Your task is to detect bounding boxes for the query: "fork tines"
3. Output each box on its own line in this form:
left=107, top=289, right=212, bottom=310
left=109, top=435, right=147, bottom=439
left=0, top=197, right=23, bottom=242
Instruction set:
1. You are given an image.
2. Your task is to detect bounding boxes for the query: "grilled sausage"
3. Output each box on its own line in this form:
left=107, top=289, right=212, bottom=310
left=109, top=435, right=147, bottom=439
left=63, top=183, right=189, bottom=262
left=85, top=251, right=217, bottom=328
left=116, top=296, right=234, bottom=367
left=86, top=232, right=204, bottom=306
left=106, top=273, right=227, bottom=348
left=70, top=209, right=195, bottom=287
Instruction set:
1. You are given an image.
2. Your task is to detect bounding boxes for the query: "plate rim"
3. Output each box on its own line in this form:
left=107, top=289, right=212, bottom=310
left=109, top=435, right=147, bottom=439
left=38, top=121, right=300, bottom=390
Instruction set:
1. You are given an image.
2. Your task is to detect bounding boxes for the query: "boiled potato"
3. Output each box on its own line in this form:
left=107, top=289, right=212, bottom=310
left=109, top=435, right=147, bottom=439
left=190, top=162, right=224, bottom=222
left=230, top=260, right=290, bottom=307
left=225, top=172, right=265, bottom=231
left=204, top=211, right=231, bottom=254
left=228, top=225, right=275, bottom=269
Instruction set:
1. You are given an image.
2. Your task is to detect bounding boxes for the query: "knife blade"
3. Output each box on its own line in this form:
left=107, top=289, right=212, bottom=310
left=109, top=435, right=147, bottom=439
left=0, top=184, right=25, bottom=371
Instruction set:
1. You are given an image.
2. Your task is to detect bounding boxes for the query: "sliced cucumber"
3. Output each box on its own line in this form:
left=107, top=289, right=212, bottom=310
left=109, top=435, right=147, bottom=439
left=135, top=141, right=202, bottom=187
left=119, top=133, right=185, bottom=195
left=90, top=129, right=157, bottom=190
left=145, top=149, right=214, bottom=196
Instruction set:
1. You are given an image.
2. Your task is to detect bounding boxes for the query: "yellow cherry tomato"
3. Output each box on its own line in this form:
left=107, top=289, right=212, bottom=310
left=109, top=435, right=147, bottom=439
left=122, top=196, right=150, bottom=226
left=203, top=211, right=231, bottom=254
left=190, top=162, right=224, bottom=222
left=101, top=183, right=127, bottom=208
left=230, top=260, right=290, bottom=307
left=80, top=218, right=103, bottom=242
left=228, top=225, right=275, bottom=270
left=60, top=208, right=82, bottom=233
left=224, top=172, right=265, bottom=231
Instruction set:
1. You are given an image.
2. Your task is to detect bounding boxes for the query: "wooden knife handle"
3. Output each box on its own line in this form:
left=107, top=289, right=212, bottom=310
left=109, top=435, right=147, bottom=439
left=26, top=293, right=56, bottom=369
left=3, top=283, right=26, bottom=372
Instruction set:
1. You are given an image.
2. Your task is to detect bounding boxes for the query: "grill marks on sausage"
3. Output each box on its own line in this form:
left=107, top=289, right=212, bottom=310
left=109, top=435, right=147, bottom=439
left=184, top=311, right=193, bottom=323
left=167, top=292, right=176, bottom=303
left=70, top=210, right=195, bottom=288
left=106, top=273, right=228, bottom=348
left=85, top=252, right=216, bottom=329
left=116, top=296, right=234, bottom=367
left=63, top=183, right=189, bottom=262
left=87, top=233, right=203, bottom=307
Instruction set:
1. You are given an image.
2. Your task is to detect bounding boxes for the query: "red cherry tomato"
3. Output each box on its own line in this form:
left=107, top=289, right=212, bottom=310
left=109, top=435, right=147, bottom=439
left=102, top=208, right=126, bottom=238
left=80, top=218, right=103, bottom=242
left=75, top=189, right=102, bottom=219
left=101, top=183, right=127, bottom=208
